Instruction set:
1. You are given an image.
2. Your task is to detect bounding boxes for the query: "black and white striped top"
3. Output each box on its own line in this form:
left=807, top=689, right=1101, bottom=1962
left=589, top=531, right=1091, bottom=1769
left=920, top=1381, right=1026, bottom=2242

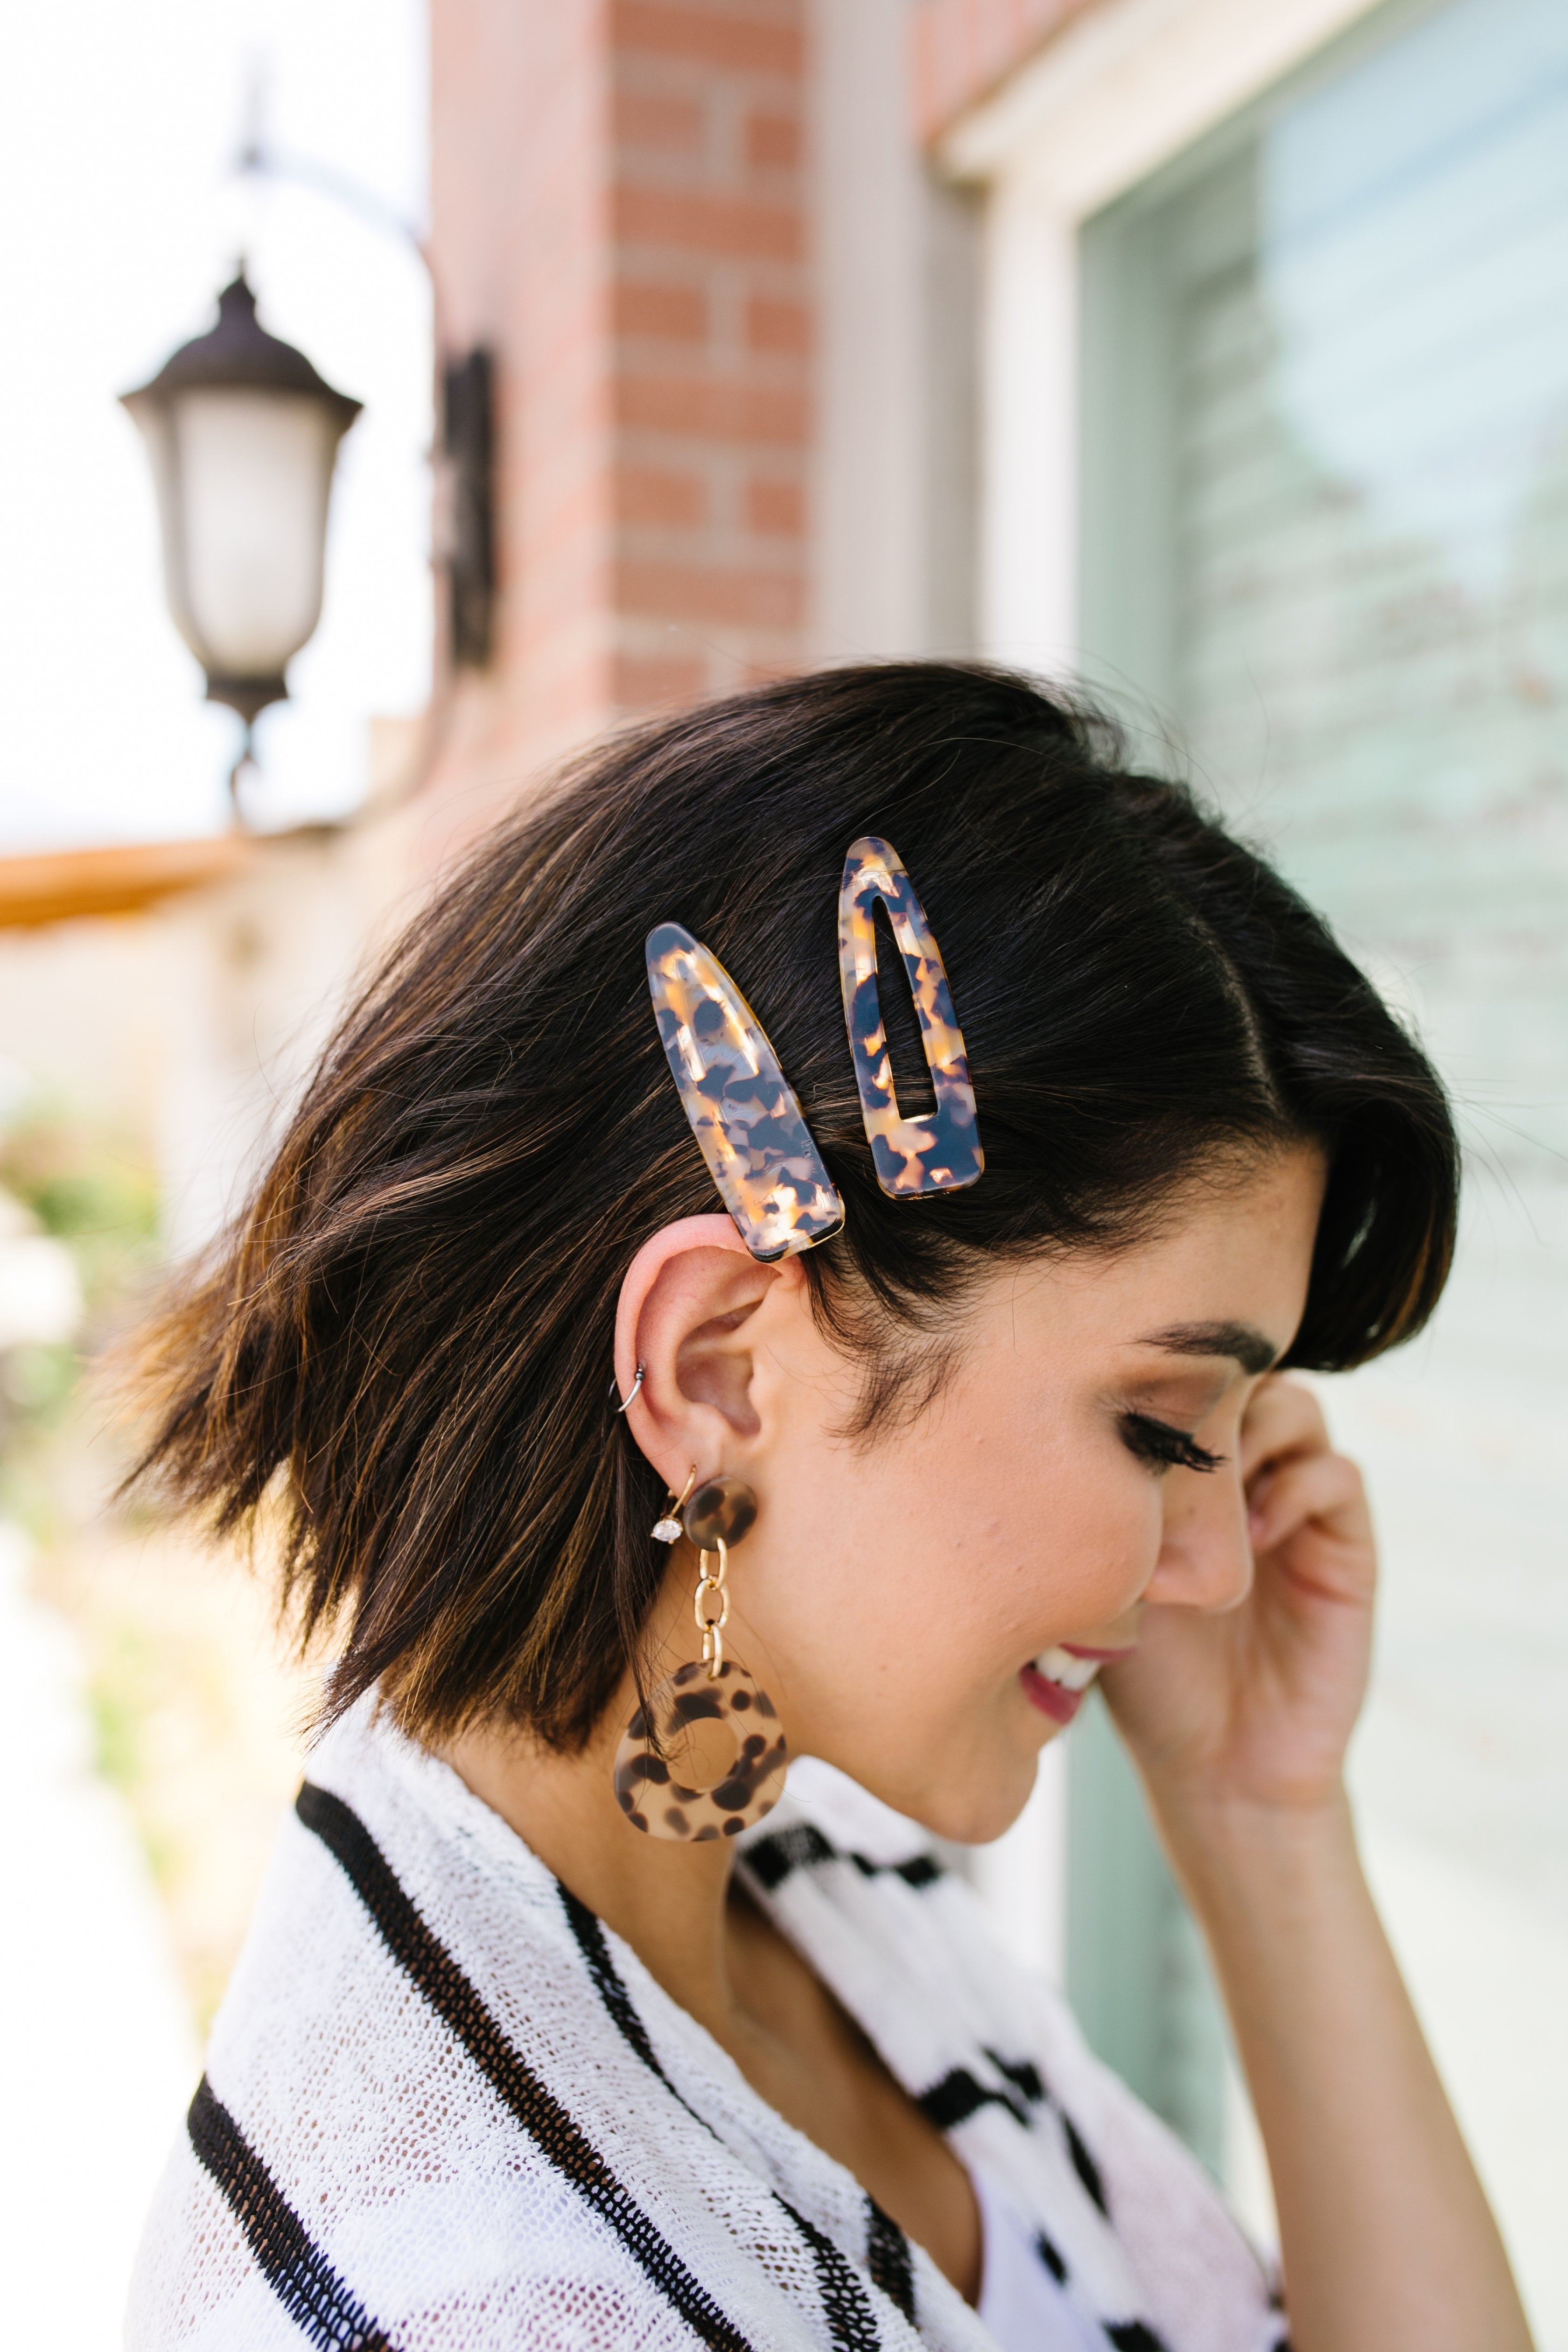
left=127, top=1701, right=1288, bottom=2352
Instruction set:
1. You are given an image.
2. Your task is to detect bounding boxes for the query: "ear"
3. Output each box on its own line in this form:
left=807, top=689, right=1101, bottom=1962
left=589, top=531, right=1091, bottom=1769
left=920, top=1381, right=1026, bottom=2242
left=614, top=1214, right=805, bottom=1490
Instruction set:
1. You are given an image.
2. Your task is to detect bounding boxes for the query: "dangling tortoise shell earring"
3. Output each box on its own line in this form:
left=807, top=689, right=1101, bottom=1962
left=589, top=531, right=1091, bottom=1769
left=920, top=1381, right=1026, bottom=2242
left=613, top=1472, right=789, bottom=1841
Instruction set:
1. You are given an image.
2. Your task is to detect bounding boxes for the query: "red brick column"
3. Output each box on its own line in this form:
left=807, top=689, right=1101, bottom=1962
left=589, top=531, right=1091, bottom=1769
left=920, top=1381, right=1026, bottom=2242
left=426, top=0, right=809, bottom=850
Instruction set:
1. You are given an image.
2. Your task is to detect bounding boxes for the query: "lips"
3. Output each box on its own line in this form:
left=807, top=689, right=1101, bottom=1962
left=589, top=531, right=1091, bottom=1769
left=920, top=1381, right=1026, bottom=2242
left=1021, top=1638, right=1139, bottom=1728
left=1032, top=1645, right=1104, bottom=1691
left=1020, top=1665, right=1085, bottom=1725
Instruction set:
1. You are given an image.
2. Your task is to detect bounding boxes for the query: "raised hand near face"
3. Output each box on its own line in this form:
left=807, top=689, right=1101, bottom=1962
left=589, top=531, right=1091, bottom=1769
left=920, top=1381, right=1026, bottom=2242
left=1102, top=1374, right=1378, bottom=1828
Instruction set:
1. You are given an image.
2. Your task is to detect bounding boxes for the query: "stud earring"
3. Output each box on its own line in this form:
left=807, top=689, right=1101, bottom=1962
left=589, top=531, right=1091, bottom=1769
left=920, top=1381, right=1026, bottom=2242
left=613, top=1472, right=788, bottom=1841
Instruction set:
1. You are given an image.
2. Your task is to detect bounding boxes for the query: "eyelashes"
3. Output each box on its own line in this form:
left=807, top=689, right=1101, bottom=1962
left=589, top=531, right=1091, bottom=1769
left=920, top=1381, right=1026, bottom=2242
left=1120, top=1411, right=1225, bottom=1477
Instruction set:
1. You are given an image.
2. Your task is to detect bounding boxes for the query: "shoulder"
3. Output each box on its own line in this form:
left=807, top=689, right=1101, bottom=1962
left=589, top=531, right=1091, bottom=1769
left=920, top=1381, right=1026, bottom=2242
left=129, top=1715, right=924, bottom=2352
left=126, top=1706, right=709, bottom=2351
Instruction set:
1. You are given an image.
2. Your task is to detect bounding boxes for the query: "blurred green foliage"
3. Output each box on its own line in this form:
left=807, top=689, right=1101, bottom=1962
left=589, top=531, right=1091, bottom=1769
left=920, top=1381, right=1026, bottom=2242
left=0, top=1098, right=161, bottom=1522
left=0, top=1107, right=160, bottom=1308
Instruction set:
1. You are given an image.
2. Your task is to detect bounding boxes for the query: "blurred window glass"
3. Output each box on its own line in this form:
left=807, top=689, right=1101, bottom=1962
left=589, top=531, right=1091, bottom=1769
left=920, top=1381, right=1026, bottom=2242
left=1077, top=0, right=1568, bottom=2333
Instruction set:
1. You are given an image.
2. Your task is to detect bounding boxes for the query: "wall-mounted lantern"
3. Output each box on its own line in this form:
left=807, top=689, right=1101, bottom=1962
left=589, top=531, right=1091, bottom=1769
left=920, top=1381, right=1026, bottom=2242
left=121, top=270, right=362, bottom=812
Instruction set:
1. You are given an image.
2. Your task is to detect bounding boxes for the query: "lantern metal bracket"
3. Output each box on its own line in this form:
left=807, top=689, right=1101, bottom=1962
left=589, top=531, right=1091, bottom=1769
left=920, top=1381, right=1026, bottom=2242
left=237, top=132, right=497, bottom=675
left=441, top=350, right=495, bottom=669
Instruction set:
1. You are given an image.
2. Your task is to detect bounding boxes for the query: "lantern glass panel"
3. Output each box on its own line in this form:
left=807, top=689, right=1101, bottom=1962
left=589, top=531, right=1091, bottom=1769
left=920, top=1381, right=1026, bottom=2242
left=172, top=388, right=341, bottom=677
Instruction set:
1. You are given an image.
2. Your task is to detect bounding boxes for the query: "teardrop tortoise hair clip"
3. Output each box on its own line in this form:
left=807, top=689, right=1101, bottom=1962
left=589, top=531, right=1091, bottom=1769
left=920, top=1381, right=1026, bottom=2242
left=646, top=921, right=845, bottom=1263
left=837, top=837, right=983, bottom=1198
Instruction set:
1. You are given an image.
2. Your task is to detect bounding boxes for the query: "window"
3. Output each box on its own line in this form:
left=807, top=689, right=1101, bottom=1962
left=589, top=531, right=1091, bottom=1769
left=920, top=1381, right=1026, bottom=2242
left=1077, top=0, right=1568, bottom=2326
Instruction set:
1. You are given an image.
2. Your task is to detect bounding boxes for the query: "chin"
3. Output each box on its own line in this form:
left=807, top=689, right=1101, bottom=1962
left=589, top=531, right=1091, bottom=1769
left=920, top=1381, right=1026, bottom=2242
left=903, top=1751, right=1044, bottom=1849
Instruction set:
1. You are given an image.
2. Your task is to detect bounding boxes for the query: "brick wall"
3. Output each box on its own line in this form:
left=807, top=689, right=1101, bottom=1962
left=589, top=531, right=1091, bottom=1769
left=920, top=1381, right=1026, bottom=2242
left=612, top=0, right=810, bottom=711
left=910, top=0, right=1102, bottom=141
left=426, top=0, right=809, bottom=849
left=427, top=0, right=607, bottom=845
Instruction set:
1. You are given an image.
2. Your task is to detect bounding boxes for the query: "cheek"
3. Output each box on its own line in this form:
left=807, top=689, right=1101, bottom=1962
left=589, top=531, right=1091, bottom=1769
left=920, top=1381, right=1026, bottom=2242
left=743, top=1437, right=1166, bottom=1834
left=995, top=1443, right=1163, bottom=1635
left=757, top=1421, right=1163, bottom=1702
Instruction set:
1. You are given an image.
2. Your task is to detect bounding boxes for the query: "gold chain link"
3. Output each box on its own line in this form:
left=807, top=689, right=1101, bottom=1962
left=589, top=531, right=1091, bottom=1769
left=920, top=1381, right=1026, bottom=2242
left=693, top=1537, right=730, bottom=1676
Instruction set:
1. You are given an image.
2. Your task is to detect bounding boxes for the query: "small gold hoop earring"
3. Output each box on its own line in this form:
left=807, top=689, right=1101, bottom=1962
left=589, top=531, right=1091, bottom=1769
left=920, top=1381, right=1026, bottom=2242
left=650, top=1466, right=699, bottom=1546
left=614, top=1473, right=788, bottom=1841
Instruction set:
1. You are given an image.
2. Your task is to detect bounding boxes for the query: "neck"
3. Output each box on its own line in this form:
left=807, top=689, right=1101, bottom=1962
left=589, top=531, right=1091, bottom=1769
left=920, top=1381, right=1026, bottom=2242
left=442, top=1688, right=743, bottom=2035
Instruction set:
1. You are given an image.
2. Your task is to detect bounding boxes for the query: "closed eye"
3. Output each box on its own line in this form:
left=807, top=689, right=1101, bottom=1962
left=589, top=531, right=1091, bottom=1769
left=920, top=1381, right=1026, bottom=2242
left=1120, top=1411, right=1225, bottom=1476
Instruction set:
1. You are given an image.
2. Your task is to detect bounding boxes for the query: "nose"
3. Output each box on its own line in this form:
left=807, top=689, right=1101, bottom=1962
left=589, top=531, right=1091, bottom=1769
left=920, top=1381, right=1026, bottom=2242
left=1140, top=1458, right=1253, bottom=1615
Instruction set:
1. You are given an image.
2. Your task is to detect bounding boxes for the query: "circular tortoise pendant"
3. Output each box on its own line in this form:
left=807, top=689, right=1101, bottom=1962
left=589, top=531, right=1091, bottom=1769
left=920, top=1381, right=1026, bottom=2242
left=613, top=1658, right=788, bottom=1841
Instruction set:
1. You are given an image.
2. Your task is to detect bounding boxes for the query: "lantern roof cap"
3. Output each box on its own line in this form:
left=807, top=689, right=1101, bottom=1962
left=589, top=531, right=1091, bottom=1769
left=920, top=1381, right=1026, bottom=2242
left=120, top=270, right=362, bottom=429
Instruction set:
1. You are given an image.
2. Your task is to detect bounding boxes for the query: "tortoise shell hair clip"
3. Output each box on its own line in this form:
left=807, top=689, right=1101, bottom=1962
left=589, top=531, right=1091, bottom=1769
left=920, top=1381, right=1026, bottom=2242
left=646, top=840, right=981, bottom=1262
left=837, top=837, right=983, bottom=1198
left=646, top=922, right=845, bottom=1262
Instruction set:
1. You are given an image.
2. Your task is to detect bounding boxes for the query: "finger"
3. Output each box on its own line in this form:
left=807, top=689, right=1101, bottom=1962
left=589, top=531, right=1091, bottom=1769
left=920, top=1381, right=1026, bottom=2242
left=1248, top=1446, right=1363, bottom=1543
left=1239, top=1373, right=1329, bottom=1480
left=1247, top=1448, right=1369, bottom=1558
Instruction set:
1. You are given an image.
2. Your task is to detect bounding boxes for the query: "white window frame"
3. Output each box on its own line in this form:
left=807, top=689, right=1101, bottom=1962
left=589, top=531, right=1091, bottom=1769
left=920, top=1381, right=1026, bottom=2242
left=938, top=0, right=1390, bottom=682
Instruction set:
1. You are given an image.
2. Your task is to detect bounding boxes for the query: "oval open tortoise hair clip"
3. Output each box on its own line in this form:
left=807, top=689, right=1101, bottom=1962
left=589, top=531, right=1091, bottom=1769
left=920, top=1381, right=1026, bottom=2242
left=836, top=835, right=983, bottom=1201
left=645, top=840, right=982, bottom=1262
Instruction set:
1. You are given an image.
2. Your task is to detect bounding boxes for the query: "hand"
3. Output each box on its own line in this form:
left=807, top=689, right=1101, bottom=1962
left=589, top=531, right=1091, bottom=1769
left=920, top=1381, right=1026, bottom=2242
left=1101, top=1375, right=1377, bottom=1828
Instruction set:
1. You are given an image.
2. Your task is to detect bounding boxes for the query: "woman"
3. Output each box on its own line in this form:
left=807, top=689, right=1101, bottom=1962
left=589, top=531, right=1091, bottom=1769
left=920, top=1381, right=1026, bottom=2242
left=125, top=665, right=1532, bottom=2352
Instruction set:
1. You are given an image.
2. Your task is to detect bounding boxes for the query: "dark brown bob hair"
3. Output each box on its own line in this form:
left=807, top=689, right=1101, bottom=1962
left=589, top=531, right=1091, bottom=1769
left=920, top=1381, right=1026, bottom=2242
left=127, top=664, right=1458, bottom=1748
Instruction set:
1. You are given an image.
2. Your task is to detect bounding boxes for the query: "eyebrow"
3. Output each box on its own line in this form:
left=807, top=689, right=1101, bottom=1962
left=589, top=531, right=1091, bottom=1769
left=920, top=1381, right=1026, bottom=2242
left=1138, top=1320, right=1280, bottom=1376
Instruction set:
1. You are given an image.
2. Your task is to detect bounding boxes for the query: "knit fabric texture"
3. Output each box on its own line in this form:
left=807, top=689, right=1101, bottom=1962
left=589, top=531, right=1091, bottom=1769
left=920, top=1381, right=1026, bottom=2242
left=126, top=1701, right=1288, bottom=2352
